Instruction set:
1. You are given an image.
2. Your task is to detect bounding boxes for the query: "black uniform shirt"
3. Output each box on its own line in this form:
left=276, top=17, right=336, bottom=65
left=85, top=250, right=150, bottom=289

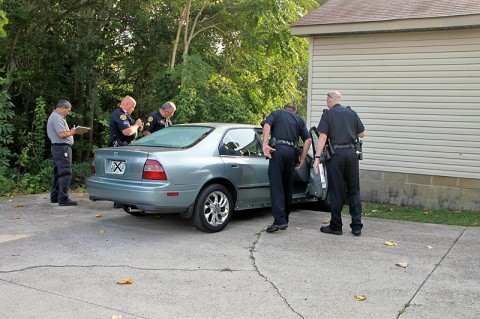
left=144, top=110, right=172, bottom=134
left=263, top=109, right=310, bottom=143
left=109, top=107, right=136, bottom=145
left=317, top=104, right=364, bottom=145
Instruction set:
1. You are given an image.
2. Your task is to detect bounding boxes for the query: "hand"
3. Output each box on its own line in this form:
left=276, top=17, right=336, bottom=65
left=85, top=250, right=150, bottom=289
left=313, top=158, right=320, bottom=175
left=295, top=159, right=304, bottom=169
left=263, top=144, right=275, bottom=159
left=135, top=119, right=144, bottom=131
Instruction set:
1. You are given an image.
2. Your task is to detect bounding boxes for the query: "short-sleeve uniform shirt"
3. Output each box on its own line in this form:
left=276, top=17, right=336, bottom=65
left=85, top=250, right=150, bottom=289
left=47, top=110, right=74, bottom=145
left=262, top=109, right=310, bottom=143
left=144, top=110, right=172, bottom=134
left=317, top=104, right=364, bottom=145
left=109, top=107, right=136, bottom=144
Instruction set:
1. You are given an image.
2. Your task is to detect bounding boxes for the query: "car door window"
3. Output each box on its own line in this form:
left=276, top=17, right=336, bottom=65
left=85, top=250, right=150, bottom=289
left=220, top=128, right=264, bottom=157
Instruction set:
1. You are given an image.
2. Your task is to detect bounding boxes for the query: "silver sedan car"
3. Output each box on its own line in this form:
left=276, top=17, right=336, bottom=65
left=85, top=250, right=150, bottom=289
left=86, top=123, right=328, bottom=232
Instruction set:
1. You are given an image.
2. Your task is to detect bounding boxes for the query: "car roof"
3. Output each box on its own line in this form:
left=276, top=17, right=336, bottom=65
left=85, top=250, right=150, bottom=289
left=174, top=123, right=261, bottom=130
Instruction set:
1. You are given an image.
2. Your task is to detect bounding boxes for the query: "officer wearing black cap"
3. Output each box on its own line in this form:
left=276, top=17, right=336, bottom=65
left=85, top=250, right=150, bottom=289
left=46, top=100, right=78, bottom=206
left=262, top=103, right=312, bottom=233
left=313, top=91, right=365, bottom=236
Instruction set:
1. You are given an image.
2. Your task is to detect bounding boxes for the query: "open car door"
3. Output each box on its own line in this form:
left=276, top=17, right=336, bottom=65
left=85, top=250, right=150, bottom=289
left=307, top=127, right=328, bottom=201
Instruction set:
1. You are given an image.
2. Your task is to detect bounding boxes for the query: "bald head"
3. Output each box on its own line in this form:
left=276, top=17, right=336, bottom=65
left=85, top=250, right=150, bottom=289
left=120, top=95, right=137, bottom=114
left=326, top=91, right=342, bottom=109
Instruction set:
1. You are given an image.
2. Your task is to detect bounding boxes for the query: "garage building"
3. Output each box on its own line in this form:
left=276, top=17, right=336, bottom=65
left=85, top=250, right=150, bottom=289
left=291, top=0, right=480, bottom=210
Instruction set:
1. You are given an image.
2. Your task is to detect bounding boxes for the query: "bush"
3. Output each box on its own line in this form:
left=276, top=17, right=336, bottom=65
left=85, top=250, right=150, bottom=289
left=0, top=160, right=92, bottom=196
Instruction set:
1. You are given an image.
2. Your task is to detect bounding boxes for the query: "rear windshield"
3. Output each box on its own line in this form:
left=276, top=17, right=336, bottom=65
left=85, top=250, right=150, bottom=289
left=131, top=125, right=214, bottom=148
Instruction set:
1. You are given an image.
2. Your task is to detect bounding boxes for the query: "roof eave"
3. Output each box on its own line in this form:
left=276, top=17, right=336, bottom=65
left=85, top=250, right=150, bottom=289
left=290, top=15, right=480, bottom=37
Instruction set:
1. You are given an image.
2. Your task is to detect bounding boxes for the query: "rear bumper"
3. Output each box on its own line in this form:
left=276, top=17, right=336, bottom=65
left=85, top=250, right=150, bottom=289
left=86, top=176, right=198, bottom=211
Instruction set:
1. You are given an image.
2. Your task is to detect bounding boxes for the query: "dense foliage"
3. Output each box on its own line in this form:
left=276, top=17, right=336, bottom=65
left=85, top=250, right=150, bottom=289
left=0, top=0, right=326, bottom=195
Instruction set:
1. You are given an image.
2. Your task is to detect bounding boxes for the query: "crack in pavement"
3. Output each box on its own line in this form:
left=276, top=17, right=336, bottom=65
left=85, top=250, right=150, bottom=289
left=0, top=264, right=255, bottom=319
left=0, top=264, right=255, bottom=274
left=0, top=277, right=150, bottom=319
left=249, top=228, right=305, bottom=319
left=396, top=227, right=468, bottom=318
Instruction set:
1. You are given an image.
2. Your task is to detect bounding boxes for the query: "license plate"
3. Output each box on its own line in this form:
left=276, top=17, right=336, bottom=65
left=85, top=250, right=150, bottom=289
left=107, top=160, right=126, bottom=175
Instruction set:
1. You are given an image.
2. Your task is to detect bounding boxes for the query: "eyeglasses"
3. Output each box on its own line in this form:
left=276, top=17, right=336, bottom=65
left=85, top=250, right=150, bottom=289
left=326, top=93, right=332, bottom=98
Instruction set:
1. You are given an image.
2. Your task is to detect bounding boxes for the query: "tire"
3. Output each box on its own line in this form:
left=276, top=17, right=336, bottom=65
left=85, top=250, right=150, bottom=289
left=193, top=184, right=233, bottom=233
left=122, top=205, right=146, bottom=216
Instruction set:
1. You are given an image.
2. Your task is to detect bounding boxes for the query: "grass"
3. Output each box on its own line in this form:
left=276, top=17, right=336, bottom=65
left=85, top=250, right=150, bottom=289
left=346, top=202, right=480, bottom=227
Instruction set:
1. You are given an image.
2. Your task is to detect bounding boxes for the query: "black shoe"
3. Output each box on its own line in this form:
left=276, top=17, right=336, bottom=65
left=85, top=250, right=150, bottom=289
left=320, top=225, right=342, bottom=235
left=50, top=199, right=58, bottom=204
left=113, top=202, right=122, bottom=209
left=59, top=200, right=77, bottom=206
left=266, top=224, right=288, bottom=233
left=352, top=230, right=362, bottom=236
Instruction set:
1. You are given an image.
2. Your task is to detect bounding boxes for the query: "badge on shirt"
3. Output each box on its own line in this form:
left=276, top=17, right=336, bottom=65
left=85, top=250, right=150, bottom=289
left=120, top=114, right=127, bottom=120
left=147, top=116, right=154, bottom=122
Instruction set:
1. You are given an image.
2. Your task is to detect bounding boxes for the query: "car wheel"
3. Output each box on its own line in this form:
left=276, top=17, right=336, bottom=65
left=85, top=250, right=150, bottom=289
left=193, top=184, right=233, bottom=233
left=122, top=205, right=146, bottom=216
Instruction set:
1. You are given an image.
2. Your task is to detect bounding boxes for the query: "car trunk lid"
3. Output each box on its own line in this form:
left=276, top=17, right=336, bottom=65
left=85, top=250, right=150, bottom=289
left=93, top=147, right=151, bottom=181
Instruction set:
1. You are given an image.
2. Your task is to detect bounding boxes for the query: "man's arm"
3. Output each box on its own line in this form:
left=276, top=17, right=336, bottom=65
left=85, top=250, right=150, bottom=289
left=296, top=138, right=312, bottom=168
left=313, top=133, right=328, bottom=174
left=262, top=123, right=275, bottom=159
left=58, top=127, right=76, bottom=138
left=121, top=119, right=144, bottom=136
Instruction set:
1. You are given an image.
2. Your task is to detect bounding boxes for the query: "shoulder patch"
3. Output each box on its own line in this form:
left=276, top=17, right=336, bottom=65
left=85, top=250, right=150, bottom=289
left=147, top=116, right=154, bottom=122
left=120, top=114, right=127, bottom=120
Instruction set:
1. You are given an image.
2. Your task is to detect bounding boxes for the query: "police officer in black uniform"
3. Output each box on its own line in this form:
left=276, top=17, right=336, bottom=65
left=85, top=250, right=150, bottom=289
left=143, top=101, right=176, bottom=136
left=108, top=95, right=144, bottom=209
left=313, top=91, right=365, bottom=236
left=108, top=95, right=144, bottom=147
left=262, top=103, right=312, bottom=233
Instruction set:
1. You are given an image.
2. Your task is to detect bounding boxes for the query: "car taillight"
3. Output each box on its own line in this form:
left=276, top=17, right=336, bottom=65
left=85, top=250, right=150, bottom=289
left=91, top=155, right=96, bottom=174
left=143, top=159, right=167, bottom=180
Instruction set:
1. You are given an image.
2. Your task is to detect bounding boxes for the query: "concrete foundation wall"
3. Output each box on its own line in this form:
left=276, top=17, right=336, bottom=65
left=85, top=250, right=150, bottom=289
left=360, top=170, right=480, bottom=211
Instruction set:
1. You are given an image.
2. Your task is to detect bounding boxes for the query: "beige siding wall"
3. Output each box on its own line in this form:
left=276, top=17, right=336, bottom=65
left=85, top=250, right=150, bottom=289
left=307, top=28, right=480, bottom=180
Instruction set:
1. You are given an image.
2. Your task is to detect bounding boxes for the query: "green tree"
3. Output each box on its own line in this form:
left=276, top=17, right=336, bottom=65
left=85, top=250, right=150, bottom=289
left=0, top=0, right=325, bottom=195
left=0, top=68, right=14, bottom=172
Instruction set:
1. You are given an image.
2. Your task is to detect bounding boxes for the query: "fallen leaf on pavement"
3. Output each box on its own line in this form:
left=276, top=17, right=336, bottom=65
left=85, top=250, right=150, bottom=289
left=117, top=278, right=133, bottom=285
left=426, top=246, right=433, bottom=249
left=384, top=241, right=398, bottom=246
left=99, top=229, right=106, bottom=234
left=112, top=315, right=123, bottom=319
left=396, top=261, right=409, bottom=268
left=13, top=204, right=24, bottom=208
left=354, top=294, right=367, bottom=301
left=295, top=227, right=303, bottom=231
left=322, top=220, right=329, bottom=224
left=76, top=193, right=84, bottom=197
left=10, top=216, right=21, bottom=220
left=95, top=214, right=102, bottom=218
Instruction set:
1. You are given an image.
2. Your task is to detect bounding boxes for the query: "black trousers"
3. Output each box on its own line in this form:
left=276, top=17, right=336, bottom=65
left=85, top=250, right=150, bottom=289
left=326, top=148, right=363, bottom=231
left=50, top=145, right=73, bottom=203
left=268, top=145, right=296, bottom=225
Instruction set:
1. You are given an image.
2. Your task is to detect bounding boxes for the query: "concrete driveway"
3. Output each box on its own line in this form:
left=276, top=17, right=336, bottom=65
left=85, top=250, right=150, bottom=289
left=1, top=194, right=479, bottom=319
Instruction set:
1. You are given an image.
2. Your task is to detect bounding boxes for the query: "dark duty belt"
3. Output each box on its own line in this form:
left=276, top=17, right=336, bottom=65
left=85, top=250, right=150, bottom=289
left=276, top=139, right=295, bottom=147
left=52, top=143, right=72, bottom=146
left=333, top=143, right=354, bottom=149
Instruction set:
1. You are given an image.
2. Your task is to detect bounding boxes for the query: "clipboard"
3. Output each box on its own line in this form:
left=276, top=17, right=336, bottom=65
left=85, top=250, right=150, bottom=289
left=74, top=126, right=91, bottom=135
